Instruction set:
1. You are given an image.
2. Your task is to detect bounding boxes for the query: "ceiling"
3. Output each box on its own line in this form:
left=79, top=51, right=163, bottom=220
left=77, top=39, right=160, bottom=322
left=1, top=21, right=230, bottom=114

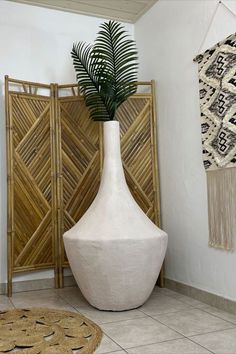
left=8, top=0, right=158, bottom=23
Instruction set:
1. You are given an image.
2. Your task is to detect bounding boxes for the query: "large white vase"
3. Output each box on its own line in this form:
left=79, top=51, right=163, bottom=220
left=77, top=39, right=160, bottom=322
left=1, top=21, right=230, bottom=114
left=63, top=121, right=168, bottom=311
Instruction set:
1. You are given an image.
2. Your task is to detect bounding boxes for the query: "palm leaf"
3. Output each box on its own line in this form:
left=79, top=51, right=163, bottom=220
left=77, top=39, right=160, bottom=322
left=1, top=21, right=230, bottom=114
left=71, top=20, right=138, bottom=121
left=71, top=42, right=111, bottom=121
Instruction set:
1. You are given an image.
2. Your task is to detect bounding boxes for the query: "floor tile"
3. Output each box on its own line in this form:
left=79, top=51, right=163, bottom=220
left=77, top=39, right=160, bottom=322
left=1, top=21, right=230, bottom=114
left=12, top=289, right=58, bottom=299
left=140, top=292, right=192, bottom=316
left=154, top=287, right=207, bottom=308
left=95, top=334, right=122, bottom=353
left=200, top=305, right=236, bottom=324
left=55, top=286, right=79, bottom=297
left=152, top=286, right=179, bottom=297
left=56, top=286, right=91, bottom=308
left=127, top=337, right=211, bottom=353
left=155, top=309, right=235, bottom=336
left=12, top=289, right=58, bottom=298
left=11, top=289, right=76, bottom=311
left=102, top=352, right=126, bottom=354
left=77, top=306, right=146, bottom=324
left=169, top=294, right=207, bottom=308
left=101, top=317, right=182, bottom=349
left=191, top=327, right=236, bottom=354
left=0, top=295, right=14, bottom=310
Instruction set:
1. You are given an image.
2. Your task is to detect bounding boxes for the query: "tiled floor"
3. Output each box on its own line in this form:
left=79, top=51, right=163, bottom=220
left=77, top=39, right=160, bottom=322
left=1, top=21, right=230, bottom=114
left=1, top=286, right=236, bottom=353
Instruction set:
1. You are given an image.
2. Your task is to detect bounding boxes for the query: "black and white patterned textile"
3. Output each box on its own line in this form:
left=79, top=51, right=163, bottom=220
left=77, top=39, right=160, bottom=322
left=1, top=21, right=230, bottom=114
left=194, top=33, right=236, bottom=170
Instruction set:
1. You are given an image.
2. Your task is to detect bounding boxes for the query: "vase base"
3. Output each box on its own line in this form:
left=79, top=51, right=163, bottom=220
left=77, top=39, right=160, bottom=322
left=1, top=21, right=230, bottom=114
left=89, top=303, right=143, bottom=312
left=83, top=294, right=152, bottom=312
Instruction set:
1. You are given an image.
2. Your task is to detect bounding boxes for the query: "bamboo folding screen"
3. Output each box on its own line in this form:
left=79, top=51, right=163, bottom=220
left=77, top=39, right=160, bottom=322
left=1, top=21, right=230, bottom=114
left=5, top=76, right=163, bottom=296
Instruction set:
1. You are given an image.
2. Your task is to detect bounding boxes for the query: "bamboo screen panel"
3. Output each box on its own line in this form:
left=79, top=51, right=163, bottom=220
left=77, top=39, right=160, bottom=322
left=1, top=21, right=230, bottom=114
left=6, top=78, right=162, bottom=293
left=55, top=85, right=102, bottom=281
left=56, top=82, right=161, bottom=287
left=118, top=94, right=160, bottom=225
left=5, top=78, right=57, bottom=295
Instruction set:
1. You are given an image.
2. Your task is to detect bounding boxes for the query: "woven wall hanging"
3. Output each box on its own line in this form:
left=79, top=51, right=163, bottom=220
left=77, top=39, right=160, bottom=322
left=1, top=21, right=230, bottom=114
left=194, top=33, right=236, bottom=251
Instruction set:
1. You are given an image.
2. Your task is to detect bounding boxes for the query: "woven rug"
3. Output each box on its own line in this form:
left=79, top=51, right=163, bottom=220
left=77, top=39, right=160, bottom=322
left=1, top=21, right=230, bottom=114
left=0, top=308, right=102, bottom=353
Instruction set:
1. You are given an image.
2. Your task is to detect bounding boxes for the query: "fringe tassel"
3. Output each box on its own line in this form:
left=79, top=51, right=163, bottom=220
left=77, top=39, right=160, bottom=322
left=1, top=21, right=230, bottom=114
left=207, top=168, right=236, bottom=251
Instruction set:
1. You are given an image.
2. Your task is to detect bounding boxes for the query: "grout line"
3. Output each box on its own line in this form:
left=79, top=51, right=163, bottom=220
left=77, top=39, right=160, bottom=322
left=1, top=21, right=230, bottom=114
left=64, top=301, right=148, bottom=325
left=6, top=289, right=231, bottom=354
left=151, top=290, right=208, bottom=310
left=13, top=287, right=234, bottom=354
left=100, top=350, right=128, bottom=354
left=138, top=292, right=199, bottom=315
left=46, top=292, right=128, bottom=352
left=56, top=293, right=127, bottom=352
left=121, top=337, right=186, bottom=351
left=156, top=291, right=206, bottom=307
left=97, top=331, right=126, bottom=353
left=82, top=313, right=148, bottom=326
left=186, top=336, right=214, bottom=354
left=102, top=312, right=187, bottom=351
left=140, top=312, right=231, bottom=354
left=123, top=336, right=214, bottom=354
left=199, top=307, right=236, bottom=326
left=147, top=309, right=235, bottom=335
left=139, top=301, right=236, bottom=323
left=141, top=313, right=185, bottom=338
left=157, top=288, right=236, bottom=326
left=43, top=287, right=219, bottom=354
left=156, top=290, right=236, bottom=326
left=9, top=287, right=59, bottom=295
left=6, top=284, right=77, bottom=296
left=9, top=297, right=16, bottom=309
left=153, top=313, right=235, bottom=352
left=138, top=307, right=193, bottom=316
left=60, top=295, right=146, bottom=324
left=56, top=293, right=83, bottom=312
left=56, top=293, right=184, bottom=352
left=165, top=280, right=236, bottom=314
left=189, top=325, right=236, bottom=339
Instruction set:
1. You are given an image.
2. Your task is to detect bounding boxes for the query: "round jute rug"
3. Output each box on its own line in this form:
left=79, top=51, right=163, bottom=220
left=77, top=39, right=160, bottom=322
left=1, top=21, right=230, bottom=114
left=0, top=307, right=103, bottom=353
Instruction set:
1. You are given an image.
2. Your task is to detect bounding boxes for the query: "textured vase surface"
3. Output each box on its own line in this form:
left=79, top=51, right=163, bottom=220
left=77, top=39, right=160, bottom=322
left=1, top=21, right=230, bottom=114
left=63, top=121, right=168, bottom=311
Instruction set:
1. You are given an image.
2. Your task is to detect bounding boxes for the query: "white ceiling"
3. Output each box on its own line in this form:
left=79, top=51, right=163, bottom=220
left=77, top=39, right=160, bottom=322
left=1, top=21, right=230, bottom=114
left=8, top=0, right=158, bottom=23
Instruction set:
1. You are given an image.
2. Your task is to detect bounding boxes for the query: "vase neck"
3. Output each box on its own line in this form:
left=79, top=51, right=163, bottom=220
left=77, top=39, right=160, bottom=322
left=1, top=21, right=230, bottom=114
left=103, top=121, right=122, bottom=161
left=100, top=121, right=126, bottom=189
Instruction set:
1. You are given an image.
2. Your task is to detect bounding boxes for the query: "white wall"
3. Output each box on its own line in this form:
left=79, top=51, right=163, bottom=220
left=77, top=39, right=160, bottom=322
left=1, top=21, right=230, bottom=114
left=135, top=0, right=236, bottom=301
left=0, top=0, right=133, bottom=285
left=1, top=0, right=236, bottom=301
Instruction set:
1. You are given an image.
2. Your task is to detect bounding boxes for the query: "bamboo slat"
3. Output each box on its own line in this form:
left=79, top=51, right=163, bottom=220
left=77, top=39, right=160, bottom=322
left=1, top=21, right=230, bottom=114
left=5, top=76, right=13, bottom=297
left=50, top=83, right=59, bottom=289
left=7, top=77, right=51, bottom=89
left=151, top=80, right=164, bottom=286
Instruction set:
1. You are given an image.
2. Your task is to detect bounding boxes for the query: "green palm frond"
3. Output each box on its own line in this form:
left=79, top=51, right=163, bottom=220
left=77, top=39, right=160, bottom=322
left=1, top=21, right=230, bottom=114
left=71, top=42, right=111, bottom=121
left=71, top=20, right=138, bottom=121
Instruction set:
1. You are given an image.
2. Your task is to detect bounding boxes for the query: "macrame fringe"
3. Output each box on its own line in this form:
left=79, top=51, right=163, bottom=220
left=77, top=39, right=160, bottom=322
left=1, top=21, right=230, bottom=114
left=207, top=168, right=235, bottom=251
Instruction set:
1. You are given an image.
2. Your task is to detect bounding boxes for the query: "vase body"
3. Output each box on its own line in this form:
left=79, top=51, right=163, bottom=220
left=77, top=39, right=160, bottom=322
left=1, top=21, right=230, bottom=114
left=63, top=121, right=168, bottom=311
